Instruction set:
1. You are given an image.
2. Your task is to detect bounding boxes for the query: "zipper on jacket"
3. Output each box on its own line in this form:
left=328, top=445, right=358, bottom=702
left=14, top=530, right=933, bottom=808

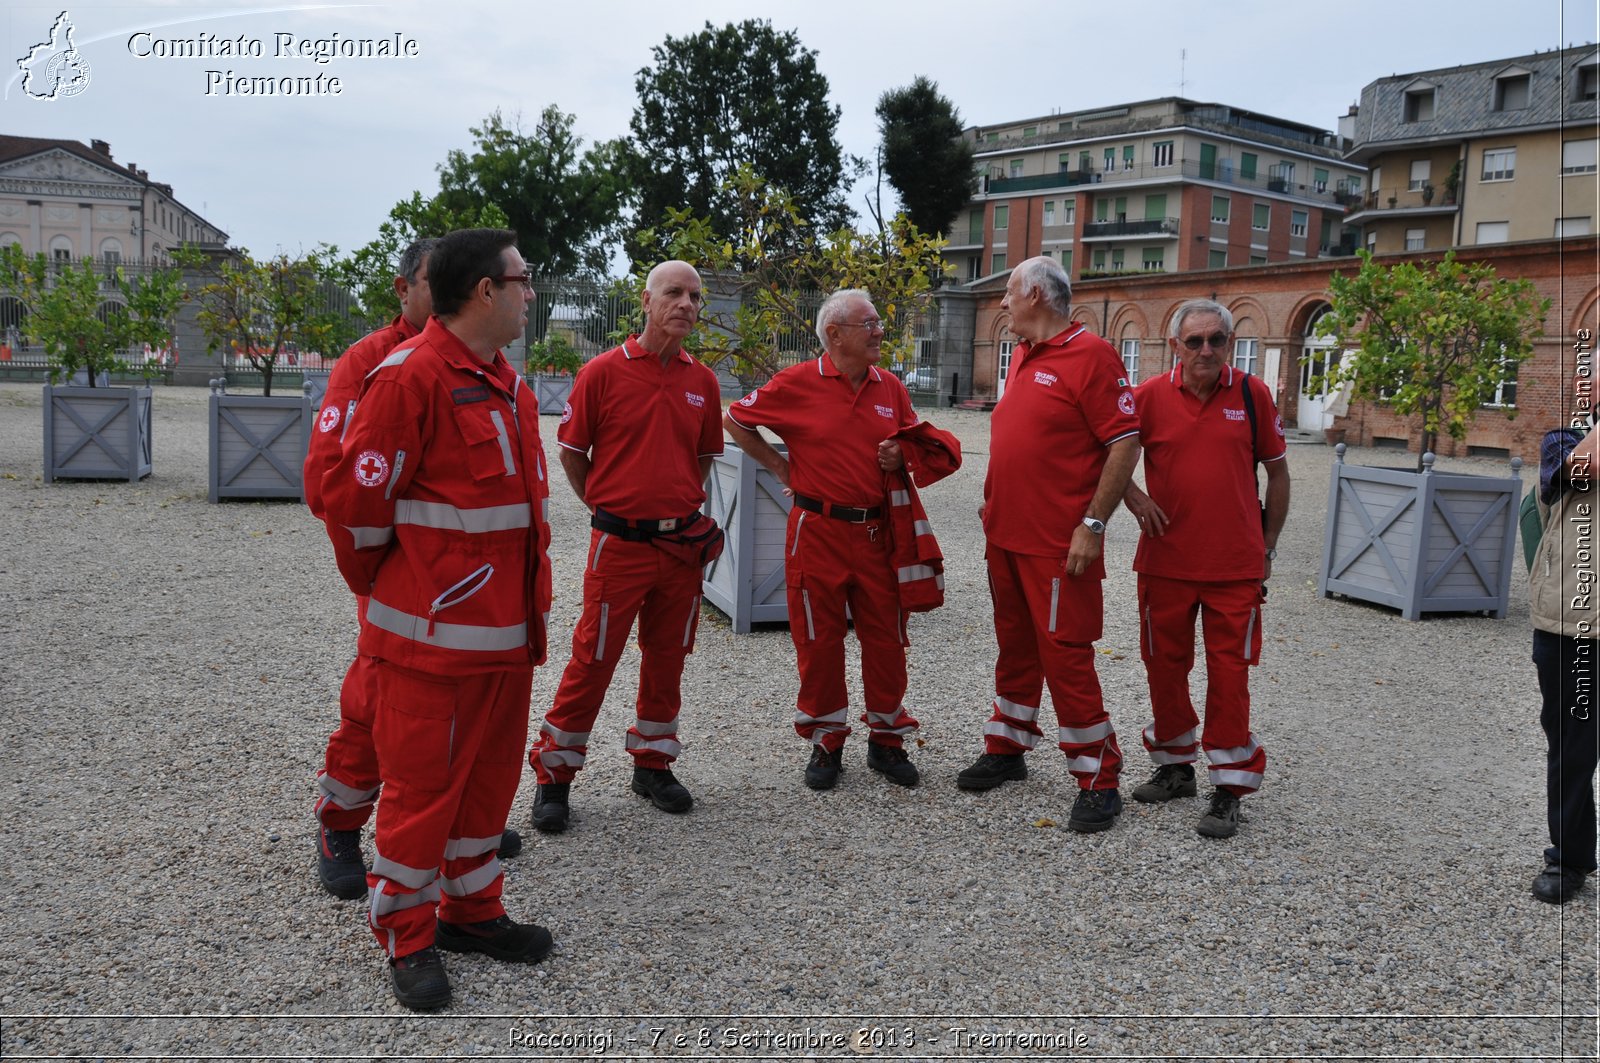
left=427, top=563, right=494, bottom=637
left=385, top=450, right=406, bottom=501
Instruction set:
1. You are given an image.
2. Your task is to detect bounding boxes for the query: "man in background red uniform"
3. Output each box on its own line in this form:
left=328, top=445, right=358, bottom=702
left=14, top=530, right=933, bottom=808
left=528, top=260, right=724, bottom=832
left=1122, top=298, right=1289, bottom=839
left=305, top=238, right=520, bottom=899
left=724, top=289, right=925, bottom=790
left=320, top=228, right=553, bottom=1010
left=957, top=256, right=1140, bottom=834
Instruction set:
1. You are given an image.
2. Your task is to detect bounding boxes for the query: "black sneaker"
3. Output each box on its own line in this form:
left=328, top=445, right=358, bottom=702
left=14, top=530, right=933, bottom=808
left=630, top=767, right=693, bottom=813
left=956, top=752, right=1027, bottom=791
left=1532, top=863, right=1588, bottom=904
left=804, top=746, right=844, bottom=790
left=389, top=946, right=451, bottom=1011
left=1196, top=789, right=1241, bottom=839
left=866, top=743, right=920, bottom=787
left=499, top=829, right=523, bottom=859
left=531, top=783, right=570, bottom=834
left=316, top=826, right=367, bottom=900
left=436, top=914, right=553, bottom=964
left=1131, top=764, right=1197, bottom=804
left=1067, top=788, right=1123, bottom=833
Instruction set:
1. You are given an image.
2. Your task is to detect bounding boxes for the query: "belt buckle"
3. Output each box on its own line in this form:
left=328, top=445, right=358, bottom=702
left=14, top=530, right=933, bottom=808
left=844, top=508, right=867, bottom=524
left=658, top=517, right=678, bottom=532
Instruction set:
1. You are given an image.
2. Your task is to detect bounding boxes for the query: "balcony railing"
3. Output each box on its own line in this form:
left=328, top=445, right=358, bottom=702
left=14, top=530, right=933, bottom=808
left=976, top=159, right=1352, bottom=207
left=1081, top=217, right=1180, bottom=238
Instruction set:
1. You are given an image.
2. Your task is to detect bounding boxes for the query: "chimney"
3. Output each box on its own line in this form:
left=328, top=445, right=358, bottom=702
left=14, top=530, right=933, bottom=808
left=90, top=139, right=111, bottom=158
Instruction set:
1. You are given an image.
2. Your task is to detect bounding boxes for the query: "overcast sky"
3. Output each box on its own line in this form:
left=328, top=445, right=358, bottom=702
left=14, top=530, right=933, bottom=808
left=3, top=0, right=1596, bottom=270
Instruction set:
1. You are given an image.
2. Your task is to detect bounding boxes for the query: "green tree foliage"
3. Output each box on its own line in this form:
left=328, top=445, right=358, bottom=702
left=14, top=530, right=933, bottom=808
left=629, top=166, right=949, bottom=382
left=1322, top=249, right=1550, bottom=469
left=627, top=20, right=855, bottom=265
left=332, top=192, right=507, bottom=323
left=0, top=245, right=185, bottom=386
left=875, top=77, right=975, bottom=237
left=180, top=248, right=351, bottom=397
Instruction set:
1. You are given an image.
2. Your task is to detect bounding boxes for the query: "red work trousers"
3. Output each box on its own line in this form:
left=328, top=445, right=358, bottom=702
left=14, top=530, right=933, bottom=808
left=1137, top=573, right=1266, bottom=795
left=532, top=531, right=702, bottom=783
left=784, top=509, right=919, bottom=752
left=315, top=599, right=379, bottom=832
left=367, top=663, right=531, bottom=959
left=983, top=543, right=1122, bottom=790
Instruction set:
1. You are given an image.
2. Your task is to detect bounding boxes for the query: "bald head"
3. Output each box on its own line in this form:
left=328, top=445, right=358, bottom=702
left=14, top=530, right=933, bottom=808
left=638, top=259, right=703, bottom=355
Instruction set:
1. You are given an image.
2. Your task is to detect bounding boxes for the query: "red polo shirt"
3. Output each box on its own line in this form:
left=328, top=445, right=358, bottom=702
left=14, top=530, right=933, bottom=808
left=1132, top=364, right=1287, bottom=581
left=727, top=354, right=918, bottom=505
left=557, top=335, right=724, bottom=519
left=984, top=324, right=1140, bottom=561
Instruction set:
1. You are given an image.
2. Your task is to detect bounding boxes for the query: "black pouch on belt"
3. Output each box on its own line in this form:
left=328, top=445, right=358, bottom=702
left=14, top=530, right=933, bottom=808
left=651, top=512, right=725, bottom=569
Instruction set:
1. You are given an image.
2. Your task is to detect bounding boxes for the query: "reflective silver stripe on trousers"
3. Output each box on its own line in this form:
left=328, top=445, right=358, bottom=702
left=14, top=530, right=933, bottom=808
left=994, top=695, right=1040, bottom=723
left=625, top=734, right=682, bottom=757
left=682, top=595, right=700, bottom=647
left=440, top=856, right=503, bottom=898
left=1151, top=749, right=1198, bottom=764
left=913, top=519, right=932, bottom=536
left=1206, top=735, right=1261, bottom=765
left=591, top=532, right=610, bottom=571
left=801, top=590, right=815, bottom=640
left=1143, top=724, right=1198, bottom=749
left=345, top=525, right=394, bottom=549
left=540, top=497, right=550, bottom=523
left=633, top=717, right=680, bottom=737
left=541, top=723, right=591, bottom=746
left=1066, top=754, right=1103, bottom=774
left=1143, top=603, right=1154, bottom=654
left=790, top=513, right=807, bottom=555
left=317, top=772, right=379, bottom=809
left=1059, top=721, right=1112, bottom=744
left=1210, top=768, right=1263, bottom=789
left=891, top=489, right=910, bottom=506
left=540, top=749, right=585, bottom=769
left=865, top=710, right=915, bottom=736
left=396, top=499, right=531, bottom=533
left=372, top=853, right=438, bottom=891
left=595, top=603, right=610, bottom=661
left=443, top=835, right=502, bottom=860
left=984, top=721, right=1039, bottom=748
left=370, top=880, right=441, bottom=930
left=1243, top=606, right=1258, bottom=661
left=797, top=705, right=850, bottom=728
left=1048, top=578, right=1061, bottom=634
left=365, top=598, right=528, bottom=652
left=898, top=564, right=938, bottom=583
left=488, top=410, right=517, bottom=475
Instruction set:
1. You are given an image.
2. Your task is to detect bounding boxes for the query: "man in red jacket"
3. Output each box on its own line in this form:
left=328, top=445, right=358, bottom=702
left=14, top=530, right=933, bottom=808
left=724, top=289, right=924, bottom=790
left=305, top=240, right=520, bottom=899
left=320, top=228, right=553, bottom=1011
left=527, top=260, right=724, bottom=832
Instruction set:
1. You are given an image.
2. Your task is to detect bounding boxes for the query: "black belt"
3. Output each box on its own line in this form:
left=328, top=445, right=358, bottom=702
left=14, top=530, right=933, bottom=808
left=792, top=492, right=883, bottom=523
left=591, top=508, right=698, bottom=541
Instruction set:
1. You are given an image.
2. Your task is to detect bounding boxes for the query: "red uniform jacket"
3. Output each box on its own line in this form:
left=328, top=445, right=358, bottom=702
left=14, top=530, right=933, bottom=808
left=883, top=421, right=963, bottom=612
left=321, top=318, right=552, bottom=673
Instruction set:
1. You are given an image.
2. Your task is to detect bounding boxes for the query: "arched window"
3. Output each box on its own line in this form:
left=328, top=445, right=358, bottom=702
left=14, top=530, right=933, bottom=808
left=99, top=237, right=124, bottom=265
left=48, top=234, right=73, bottom=263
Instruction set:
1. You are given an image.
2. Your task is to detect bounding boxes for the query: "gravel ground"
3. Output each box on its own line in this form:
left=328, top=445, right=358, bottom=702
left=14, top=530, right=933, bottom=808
left=0, top=381, right=1593, bottom=1061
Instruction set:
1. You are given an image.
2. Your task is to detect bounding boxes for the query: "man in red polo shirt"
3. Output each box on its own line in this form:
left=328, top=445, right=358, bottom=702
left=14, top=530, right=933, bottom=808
left=723, top=289, right=924, bottom=790
left=528, top=260, right=724, bottom=832
left=1123, top=298, right=1289, bottom=839
left=956, top=256, right=1140, bottom=834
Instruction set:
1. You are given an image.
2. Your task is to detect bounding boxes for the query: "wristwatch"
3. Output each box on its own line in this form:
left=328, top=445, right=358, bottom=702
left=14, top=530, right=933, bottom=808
left=1082, top=516, right=1106, bottom=535
left=1265, top=547, right=1278, bottom=561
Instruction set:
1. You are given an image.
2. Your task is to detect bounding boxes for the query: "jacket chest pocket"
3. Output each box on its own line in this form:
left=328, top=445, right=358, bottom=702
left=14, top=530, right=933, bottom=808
left=456, top=407, right=517, bottom=481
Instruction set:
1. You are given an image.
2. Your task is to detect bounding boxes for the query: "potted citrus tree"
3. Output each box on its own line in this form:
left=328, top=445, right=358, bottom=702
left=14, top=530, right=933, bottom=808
left=0, top=245, right=185, bottom=482
left=527, top=331, right=584, bottom=414
left=1316, top=249, right=1548, bottom=619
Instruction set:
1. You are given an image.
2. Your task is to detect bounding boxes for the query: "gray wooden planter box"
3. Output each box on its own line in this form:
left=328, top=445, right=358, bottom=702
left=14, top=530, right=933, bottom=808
left=207, top=379, right=313, bottom=502
left=1318, top=445, right=1523, bottom=619
left=703, top=443, right=793, bottom=633
left=43, top=384, right=153, bottom=482
left=530, top=374, right=574, bottom=415
left=303, top=370, right=331, bottom=408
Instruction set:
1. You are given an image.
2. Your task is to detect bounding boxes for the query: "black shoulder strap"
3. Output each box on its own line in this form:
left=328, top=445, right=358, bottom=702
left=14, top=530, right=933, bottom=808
left=1238, top=369, right=1259, bottom=467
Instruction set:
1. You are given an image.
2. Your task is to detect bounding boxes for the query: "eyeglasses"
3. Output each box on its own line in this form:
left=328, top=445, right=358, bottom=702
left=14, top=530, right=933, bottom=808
left=838, top=320, right=885, bottom=332
left=1180, top=332, right=1230, bottom=351
left=492, top=272, right=534, bottom=290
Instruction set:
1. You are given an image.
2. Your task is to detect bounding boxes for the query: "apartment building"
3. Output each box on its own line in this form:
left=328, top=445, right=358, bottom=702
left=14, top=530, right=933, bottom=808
left=0, top=135, right=227, bottom=265
left=941, top=97, right=1366, bottom=284
left=1341, top=45, right=1599, bottom=252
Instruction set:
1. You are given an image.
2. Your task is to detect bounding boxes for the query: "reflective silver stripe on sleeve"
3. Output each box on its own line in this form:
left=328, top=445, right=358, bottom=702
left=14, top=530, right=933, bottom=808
left=345, top=526, right=394, bottom=549
left=489, top=410, right=517, bottom=476
left=898, top=564, right=938, bottom=583
left=1210, top=768, right=1264, bottom=789
left=625, top=734, right=682, bottom=757
left=396, top=499, right=532, bottom=533
left=440, top=856, right=502, bottom=898
left=1059, top=721, right=1113, bottom=744
left=443, top=835, right=502, bottom=861
left=633, top=717, right=680, bottom=737
left=796, top=705, right=850, bottom=727
left=540, top=723, right=591, bottom=746
left=984, top=721, right=1039, bottom=748
left=1048, top=578, right=1061, bottom=634
left=372, top=346, right=416, bottom=373
left=371, top=853, right=438, bottom=891
left=539, top=749, right=585, bottom=769
left=365, top=599, right=527, bottom=652
left=595, top=603, right=610, bottom=661
left=994, top=696, right=1040, bottom=723
left=1206, top=736, right=1261, bottom=765
left=891, top=489, right=911, bottom=506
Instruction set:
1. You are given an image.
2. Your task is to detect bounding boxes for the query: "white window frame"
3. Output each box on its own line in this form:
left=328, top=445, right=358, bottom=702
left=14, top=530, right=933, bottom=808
left=1152, top=141, right=1174, bottom=167
left=1481, top=147, right=1516, bottom=182
left=993, top=204, right=1009, bottom=231
left=1291, top=210, right=1309, bottom=238
left=1476, top=220, right=1509, bottom=244
left=1404, top=228, right=1426, bottom=251
left=1562, top=138, right=1599, bottom=175
left=1408, top=159, right=1431, bottom=190
left=1555, top=217, right=1592, bottom=238
left=1232, top=338, right=1259, bottom=376
left=1120, top=338, right=1141, bottom=384
left=1211, top=195, right=1230, bottom=223
left=1043, top=201, right=1056, bottom=227
left=1484, top=352, right=1517, bottom=409
left=1252, top=203, right=1270, bottom=231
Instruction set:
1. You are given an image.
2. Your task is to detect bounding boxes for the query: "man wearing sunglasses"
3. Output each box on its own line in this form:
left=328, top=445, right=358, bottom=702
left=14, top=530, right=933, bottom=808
left=1122, top=298, right=1289, bottom=839
left=320, top=228, right=555, bottom=1009
left=957, top=256, right=1140, bottom=834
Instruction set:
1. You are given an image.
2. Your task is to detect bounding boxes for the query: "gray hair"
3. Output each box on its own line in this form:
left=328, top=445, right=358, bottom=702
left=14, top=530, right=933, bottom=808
left=1169, top=298, right=1234, bottom=339
left=816, top=288, right=874, bottom=347
left=1011, top=256, right=1072, bottom=316
left=397, top=237, right=438, bottom=284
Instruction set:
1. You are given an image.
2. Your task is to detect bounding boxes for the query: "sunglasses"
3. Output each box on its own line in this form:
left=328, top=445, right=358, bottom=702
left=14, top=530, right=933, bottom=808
left=1180, top=332, right=1230, bottom=351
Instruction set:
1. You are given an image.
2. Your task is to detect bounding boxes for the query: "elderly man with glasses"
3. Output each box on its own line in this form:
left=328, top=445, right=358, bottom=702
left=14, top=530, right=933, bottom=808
left=1121, top=297, right=1290, bottom=839
left=724, top=288, right=928, bottom=791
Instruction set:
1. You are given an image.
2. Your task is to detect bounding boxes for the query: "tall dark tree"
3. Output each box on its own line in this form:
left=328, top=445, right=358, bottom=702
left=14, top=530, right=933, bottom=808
left=435, top=106, right=633, bottom=278
left=627, top=20, right=855, bottom=264
left=876, top=77, right=975, bottom=237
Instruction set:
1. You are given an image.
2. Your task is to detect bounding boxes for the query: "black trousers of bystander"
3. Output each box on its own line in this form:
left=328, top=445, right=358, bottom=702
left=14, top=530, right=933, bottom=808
left=1533, top=628, right=1600, bottom=874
